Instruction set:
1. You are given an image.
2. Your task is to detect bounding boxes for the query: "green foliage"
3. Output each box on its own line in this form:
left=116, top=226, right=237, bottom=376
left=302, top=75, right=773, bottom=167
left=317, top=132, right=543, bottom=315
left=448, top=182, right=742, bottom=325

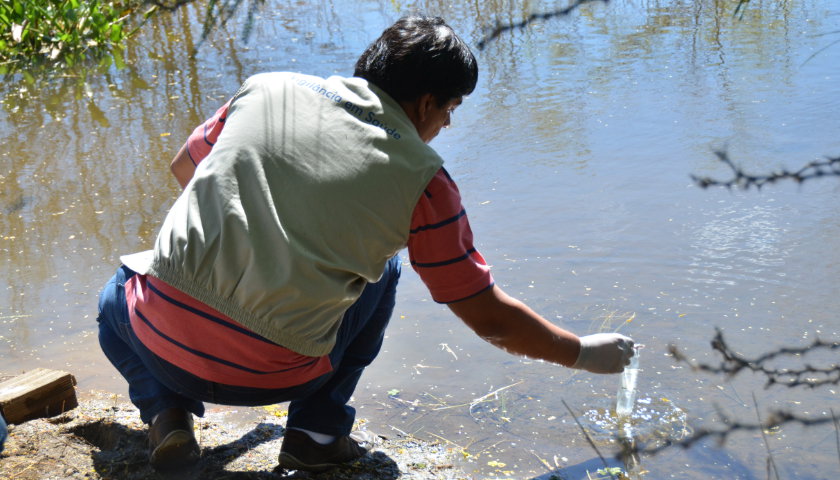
left=0, top=0, right=146, bottom=73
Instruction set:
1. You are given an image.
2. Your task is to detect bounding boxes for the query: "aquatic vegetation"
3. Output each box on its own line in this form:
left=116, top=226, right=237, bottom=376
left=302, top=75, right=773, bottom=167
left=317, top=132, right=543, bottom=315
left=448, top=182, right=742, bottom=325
left=593, top=466, right=629, bottom=479
left=0, top=0, right=149, bottom=73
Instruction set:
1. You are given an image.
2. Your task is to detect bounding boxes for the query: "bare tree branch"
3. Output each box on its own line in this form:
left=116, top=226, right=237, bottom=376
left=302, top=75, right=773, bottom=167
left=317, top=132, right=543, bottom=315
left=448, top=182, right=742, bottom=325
left=691, top=150, right=840, bottom=190
left=476, top=0, right=610, bottom=50
left=145, top=0, right=263, bottom=53
left=638, top=402, right=837, bottom=455
left=631, top=330, right=840, bottom=457
left=146, top=0, right=196, bottom=10
left=669, top=328, right=840, bottom=389
left=733, top=0, right=750, bottom=21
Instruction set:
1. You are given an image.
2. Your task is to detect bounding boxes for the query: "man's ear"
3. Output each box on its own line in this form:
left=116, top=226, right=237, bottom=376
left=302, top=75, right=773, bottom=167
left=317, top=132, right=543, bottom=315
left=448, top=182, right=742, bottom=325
left=415, top=93, right=437, bottom=122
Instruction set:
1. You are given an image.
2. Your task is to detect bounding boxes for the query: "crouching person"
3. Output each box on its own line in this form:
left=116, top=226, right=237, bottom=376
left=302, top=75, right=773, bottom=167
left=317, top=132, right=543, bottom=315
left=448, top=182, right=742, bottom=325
left=97, top=15, right=634, bottom=472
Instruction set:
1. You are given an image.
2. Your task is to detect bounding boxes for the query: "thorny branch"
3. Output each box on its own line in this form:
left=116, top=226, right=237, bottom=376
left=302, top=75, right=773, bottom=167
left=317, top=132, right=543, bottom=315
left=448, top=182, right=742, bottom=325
left=476, top=0, right=610, bottom=50
left=632, top=330, right=840, bottom=456
left=669, top=328, right=840, bottom=389
left=639, top=401, right=838, bottom=455
left=692, top=150, right=840, bottom=190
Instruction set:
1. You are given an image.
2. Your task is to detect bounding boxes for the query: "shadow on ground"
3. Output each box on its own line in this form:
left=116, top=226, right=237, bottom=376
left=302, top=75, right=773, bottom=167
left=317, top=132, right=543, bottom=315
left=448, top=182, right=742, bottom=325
left=68, top=420, right=401, bottom=479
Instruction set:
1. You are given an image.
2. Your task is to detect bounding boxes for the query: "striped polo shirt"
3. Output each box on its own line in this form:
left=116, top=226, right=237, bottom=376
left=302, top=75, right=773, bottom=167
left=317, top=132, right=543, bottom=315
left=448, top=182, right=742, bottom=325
left=125, top=99, right=493, bottom=388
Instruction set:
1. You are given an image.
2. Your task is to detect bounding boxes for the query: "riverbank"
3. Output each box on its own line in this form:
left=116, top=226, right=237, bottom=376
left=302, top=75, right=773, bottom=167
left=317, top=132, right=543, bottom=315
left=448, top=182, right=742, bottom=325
left=0, top=390, right=471, bottom=480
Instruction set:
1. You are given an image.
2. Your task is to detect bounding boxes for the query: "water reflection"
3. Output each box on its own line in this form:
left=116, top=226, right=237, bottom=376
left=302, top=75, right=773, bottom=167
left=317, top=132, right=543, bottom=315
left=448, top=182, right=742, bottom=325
left=2, top=1, right=839, bottom=478
left=688, top=203, right=791, bottom=287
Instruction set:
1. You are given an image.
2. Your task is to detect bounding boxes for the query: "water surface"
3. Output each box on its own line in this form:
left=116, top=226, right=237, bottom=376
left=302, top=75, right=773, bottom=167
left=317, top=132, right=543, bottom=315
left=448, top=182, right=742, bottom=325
left=2, top=1, right=839, bottom=478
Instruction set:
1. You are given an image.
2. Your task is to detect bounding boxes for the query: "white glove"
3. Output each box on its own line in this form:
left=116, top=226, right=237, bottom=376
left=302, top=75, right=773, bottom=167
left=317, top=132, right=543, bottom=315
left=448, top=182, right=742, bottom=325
left=572, top=333, right=635, bottom=374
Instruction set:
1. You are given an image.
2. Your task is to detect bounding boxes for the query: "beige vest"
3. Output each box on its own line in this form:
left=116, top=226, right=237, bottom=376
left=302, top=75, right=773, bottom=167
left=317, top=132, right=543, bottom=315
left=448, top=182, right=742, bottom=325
left=122, top=72, right=443, bottom=356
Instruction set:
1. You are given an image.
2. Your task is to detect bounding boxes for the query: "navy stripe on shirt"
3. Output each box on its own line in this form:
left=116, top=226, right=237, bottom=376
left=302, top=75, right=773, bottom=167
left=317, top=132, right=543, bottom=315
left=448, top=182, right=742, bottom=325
left=411, top=248, right=477, bottom=268
left=133, top=308, right=319, bottom=374
left=409, top=209, right=466, bottom=234
left=146, top=279, right=280, bottom=346
left=203, top=123, right=215, bottom=146
left=186, top=145, right=197, bottom=166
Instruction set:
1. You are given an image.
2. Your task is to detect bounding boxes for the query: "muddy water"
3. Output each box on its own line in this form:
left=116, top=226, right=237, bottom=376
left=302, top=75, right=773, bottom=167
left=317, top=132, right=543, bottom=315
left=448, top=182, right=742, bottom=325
left=2, top=1, right=839, bottom=478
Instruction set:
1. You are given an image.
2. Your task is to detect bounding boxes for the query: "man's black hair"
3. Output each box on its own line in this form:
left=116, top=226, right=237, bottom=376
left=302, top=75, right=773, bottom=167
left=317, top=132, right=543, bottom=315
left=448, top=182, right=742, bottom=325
left=354, top=16, right=478, bottom=105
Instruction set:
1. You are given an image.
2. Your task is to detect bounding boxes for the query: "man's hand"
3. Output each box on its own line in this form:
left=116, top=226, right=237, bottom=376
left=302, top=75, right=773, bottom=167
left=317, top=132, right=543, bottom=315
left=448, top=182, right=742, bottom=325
left=572, top=333, right=635, bottom=374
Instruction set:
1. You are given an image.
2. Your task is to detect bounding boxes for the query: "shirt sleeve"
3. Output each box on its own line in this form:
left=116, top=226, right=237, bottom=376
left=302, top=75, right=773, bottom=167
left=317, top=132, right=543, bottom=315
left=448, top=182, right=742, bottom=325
left=408, top=167, right=494, bottom=303
left=185, top=99, right=231, bottom=166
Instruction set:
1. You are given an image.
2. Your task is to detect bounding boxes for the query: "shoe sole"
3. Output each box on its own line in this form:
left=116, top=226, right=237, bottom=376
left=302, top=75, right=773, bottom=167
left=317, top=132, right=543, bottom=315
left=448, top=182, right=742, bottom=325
left=277, top=451, right=342, bottom=472
left=150, top=430, right=200, bottom=471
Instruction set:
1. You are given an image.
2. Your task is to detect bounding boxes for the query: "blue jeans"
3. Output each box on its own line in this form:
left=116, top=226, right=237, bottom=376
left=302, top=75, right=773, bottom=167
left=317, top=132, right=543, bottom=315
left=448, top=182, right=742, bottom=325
left=97, top=256, right=400, bottom=436
left=0, top=412, right=6, bottom=454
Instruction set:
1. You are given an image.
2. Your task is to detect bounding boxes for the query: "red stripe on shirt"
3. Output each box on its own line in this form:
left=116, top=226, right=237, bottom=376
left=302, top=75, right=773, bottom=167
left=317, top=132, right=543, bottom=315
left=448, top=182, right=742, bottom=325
left=125, top=275, right=332, bottom=388
left=186, top=100, right=231, bottom=165
left=408, top=168, right=494, bottom=303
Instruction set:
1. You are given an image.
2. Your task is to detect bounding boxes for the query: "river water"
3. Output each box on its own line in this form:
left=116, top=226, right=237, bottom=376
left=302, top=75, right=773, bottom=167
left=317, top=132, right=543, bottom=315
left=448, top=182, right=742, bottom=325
left=2, top=1, right=839, bottom=478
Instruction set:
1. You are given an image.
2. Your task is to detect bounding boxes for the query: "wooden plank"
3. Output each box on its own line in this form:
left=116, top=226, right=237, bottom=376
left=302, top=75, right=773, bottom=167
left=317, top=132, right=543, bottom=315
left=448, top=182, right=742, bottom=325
left=0, top=368, right=78, bottom=424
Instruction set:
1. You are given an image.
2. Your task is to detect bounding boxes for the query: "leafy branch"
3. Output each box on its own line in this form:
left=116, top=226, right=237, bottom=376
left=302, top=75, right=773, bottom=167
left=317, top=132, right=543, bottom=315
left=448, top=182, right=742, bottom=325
left=0, top=0, right=149, bottom=73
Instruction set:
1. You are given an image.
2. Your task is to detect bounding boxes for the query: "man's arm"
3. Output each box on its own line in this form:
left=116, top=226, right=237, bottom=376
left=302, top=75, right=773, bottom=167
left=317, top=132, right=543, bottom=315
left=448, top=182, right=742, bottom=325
left=409, top=169, right=634, bottom=373
left=171, top=99, right=232, bottom=189
left=447, top=285, right=634, bottom=373
left=447, top=284, right=581, bottom=366
left=170, top=143, right=196, bottom=189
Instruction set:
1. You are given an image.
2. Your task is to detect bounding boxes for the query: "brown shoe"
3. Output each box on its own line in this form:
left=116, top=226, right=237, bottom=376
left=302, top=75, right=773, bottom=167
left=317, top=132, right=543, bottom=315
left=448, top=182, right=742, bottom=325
left=277, top=428, right=368, bottom=472
left=148, top=408, right=200, bottom=471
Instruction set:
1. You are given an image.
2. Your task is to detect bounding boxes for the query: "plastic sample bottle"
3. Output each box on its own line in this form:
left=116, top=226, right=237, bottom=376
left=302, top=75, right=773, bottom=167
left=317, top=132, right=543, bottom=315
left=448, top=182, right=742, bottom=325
left=616, top=347, right=640, bottom=417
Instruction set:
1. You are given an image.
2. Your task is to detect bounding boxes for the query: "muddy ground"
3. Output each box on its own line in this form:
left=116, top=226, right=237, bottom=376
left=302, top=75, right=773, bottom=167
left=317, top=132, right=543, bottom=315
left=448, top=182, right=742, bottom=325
left=0, top=390, right=473, bottom=480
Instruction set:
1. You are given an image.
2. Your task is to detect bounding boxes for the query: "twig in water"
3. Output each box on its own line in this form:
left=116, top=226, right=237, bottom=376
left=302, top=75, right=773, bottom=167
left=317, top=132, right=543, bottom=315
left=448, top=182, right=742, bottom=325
left=801, top=35, right=840, bottom=67
left=529, top=449, right=554, bottom=472
left=439, top=343, right=459, bottom=360
left=467, top=381, right=524, bottom=418
left=611, top=312, right=635, bottom=334
left=752, top=393, right=780, bottom=480
left=424, top=431, right=464, bottom=450
left=832, top=409, right=840, bottom=470
left=424, top=431, right=478, bottom=459
left=421, top=390, right=450, bottom=409
left=561, top=399, right=612, bottom=476
left=412, top=363, right=442, bottom=375
left=431, top=381, right=523, bottom=413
